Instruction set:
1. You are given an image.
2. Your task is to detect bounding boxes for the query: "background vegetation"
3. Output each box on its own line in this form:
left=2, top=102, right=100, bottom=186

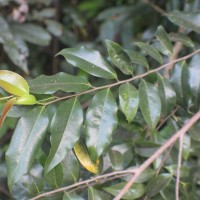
left=1, top=0, right=200, bottom=199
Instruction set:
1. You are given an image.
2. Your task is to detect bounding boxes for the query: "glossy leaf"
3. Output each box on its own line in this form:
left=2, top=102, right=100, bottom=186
left=6, top=106, right=49, bottom=191
left=29, top=72, right=91, bottom=94
left=135, top=42, right=163, bottom=64
left=139, top=80, right=161, bottom=129
left=105, top=40, right=133, bottom=75
left=57, top=46, right=117, bottom=79
left=0, top=97, right=16, bottom=127
left=125, top=49, right=149, bottom=70
left=45, top=98, right=83, bottom=174
left=166, top=11, right=200, bottom=34
left=155, top=26, right=173, bottom=56
left=108, top=143, right=133, bottom=170
left=88, top=187, right=111, bottom=200
left=119, top=83, right=139, bottom=123
left=16, top=94, right=37, bottom=105
left=146, top=174, right=172, bottom=198
left=0, top=70, right=29, bottom=96
left=11, top=23, right=51, bottom=46
left=157, top=73, right=176, bottom=116
left=103, top=182, right=145, bottom=200
left=85, top=89, right=118, bottom=162
left=62, top=150, right=80, bottom=184
left=74, top=141, right=99, bottom=174
left=169, top=32, right=194, bottom=47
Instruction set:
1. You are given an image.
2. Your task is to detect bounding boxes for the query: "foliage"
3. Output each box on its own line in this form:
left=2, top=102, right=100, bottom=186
left=1, top=0, right=200, bottom=200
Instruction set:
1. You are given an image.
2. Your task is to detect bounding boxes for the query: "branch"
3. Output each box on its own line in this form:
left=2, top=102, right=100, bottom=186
left=142, top=0, right=166, bottom=14
left=44, top=49, right=200, bottom=106
left=114, top=110, right=200, bottom=200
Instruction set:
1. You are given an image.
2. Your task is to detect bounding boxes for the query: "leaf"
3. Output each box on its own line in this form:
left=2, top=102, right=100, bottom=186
left=0, top=97, right=16, bottom=127
left=45, top=98, right=83, bottom=174
left=63, top=193, right=84, bottom=200
left=57, top=46, right=117, bottom=79
left=169, top=32, right=194, bottom=48
left=108, top=143, right=133, bottom=170
left=88, top=187, right=111, bottom=200
left=139, top=80, right=161, bottom=129
left=74, top=141, right=99, bottom=174
left=146, top=174, right=172, bottom=198
left=29, top=72, right=91, bottom=94
left=44, top=19, right=63, bottom=37
left=165, top=10, right=200, bottom=34
left=119, top=83, right=139, bottom=123
left=157, top=73, right=176, bottom=116
left=165, top=165, right=189, bottom=178
left=135, top=42, right=163, bottom=64
left=155, top=26, right=173, bottom=56
left=105, top=40, right=133, bottom=75
left=103, top=182, right=145, bottom=200
left=0, top=70, right=29, bottom=96
left=125, top=50, right=149, bottom=70
left=11, top=23, right=51, bottom=46
left=85, top=89, right=118, bottom=162
left=45, top=163, right=63, bottom=188
left=15, top=94, right=37, bottom=105
left=5, top=106, right=49, bottom=191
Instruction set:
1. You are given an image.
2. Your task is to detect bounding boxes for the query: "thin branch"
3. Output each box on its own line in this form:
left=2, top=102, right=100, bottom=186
left=114, top=110, right=200, bottom=200
left=142, top=0, right=166, bottom=14
left=176, top=134, right=184, bottom=200
left=30, top=168, right=137, bottom=200
left=44, top=49, right=200, bottom=106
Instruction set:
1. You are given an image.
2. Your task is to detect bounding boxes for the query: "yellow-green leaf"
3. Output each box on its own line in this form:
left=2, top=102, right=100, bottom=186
left=15, top=94, right=37, bottom=105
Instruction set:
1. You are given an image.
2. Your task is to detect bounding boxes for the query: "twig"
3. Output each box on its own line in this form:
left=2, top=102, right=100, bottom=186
left=176, top=134, right=184, bottom=200
left=114, top=110, right=200, bottom=200
left=44, top=49, right=200, bottom=106
left=142, top=0, right=166, bottom=14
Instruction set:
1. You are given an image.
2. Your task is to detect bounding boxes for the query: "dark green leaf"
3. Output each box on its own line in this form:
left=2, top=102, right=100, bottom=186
left=166, top=11, right=200, bottom=34
left=105, top=40, right=133, bottom=75
left=169, top=32, right=194, bottom=48
left=45, top=163, right=63, bottom=188
left=6, top=107, right=49, bottom=191
left=146, top=174, right=172, bottom=198
left=109, top=143, right=133, bottom=170
left=181, top=134, right=191, bottom=160
left=45, top=98, right=83, bottom=174
left=88, top=187, right=111, bottom=200
left=139, top=80, right=161, bottom=129
left=165, top=165, right=189, bottom=178
left=103, top=182, right=145, bottom=200
left=57, top=46, right=117, bottom=79
left=119, top=83, right=139, bottom=123
left=125, top=50, right=149, bottom=70
left=85, top=89, right=118, bottom=162
left=11, top=23, right=51, bottom=46
left=29, top=72, right=91, bottom=94
left=155, top=26, right=173, bottom=56
left=135, top=42, right=163, bottom=64
left=157, top=73, right=176, bottom=116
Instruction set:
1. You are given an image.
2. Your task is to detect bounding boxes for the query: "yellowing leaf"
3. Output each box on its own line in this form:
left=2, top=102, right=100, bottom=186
left=0, top=70, right=29, bottom=96
left=15, top=94, right=37, bottom=105
left=74, top=141, right=99, bottom=174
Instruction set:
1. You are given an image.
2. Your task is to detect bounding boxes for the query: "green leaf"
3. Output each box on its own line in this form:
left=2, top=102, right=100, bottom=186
left=108, top=143, right=133, bottom=170
left=125, top=49, right=149, bottom=70
left=11, top=23, right=51, bottom=46
left=85, top=89, right=118, bottom=162
left=155, top=26, right=173, bottom=56
left=139, top=80, right=161, bottom=129
left=135, top=42, right=163, bottom=64
left=57, top=46, right=117, bottom=79
left=45, top=98, right=83, bottom=174
left=44, top=19, right=63, bottom=37
left=165, top=165, right=189, bottom=178
left=29, top=72, right=91, bottom=94
left=157, top=73, right=176, bottom=116
left=165, top=10, right=200, bottom=34
left=119, top=83, right=139, bottom=123
left=103, top=182, right=145, bottom=200
left=105, top=40, right=133, bottom=75
left=88, top=187, right=111, bottom=200
left=146, top=174, right=172, bottom=198
left=6, top=106, right=49, bottom=191
left=169, top=32, right=194, bottom=48
left=45, top=163, right=63, bottom=188
left=0, top=70, right=29, bottom=96
left=63, top=193, right=84, bottom=200
left=62, top=150, right=80, bottom=184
